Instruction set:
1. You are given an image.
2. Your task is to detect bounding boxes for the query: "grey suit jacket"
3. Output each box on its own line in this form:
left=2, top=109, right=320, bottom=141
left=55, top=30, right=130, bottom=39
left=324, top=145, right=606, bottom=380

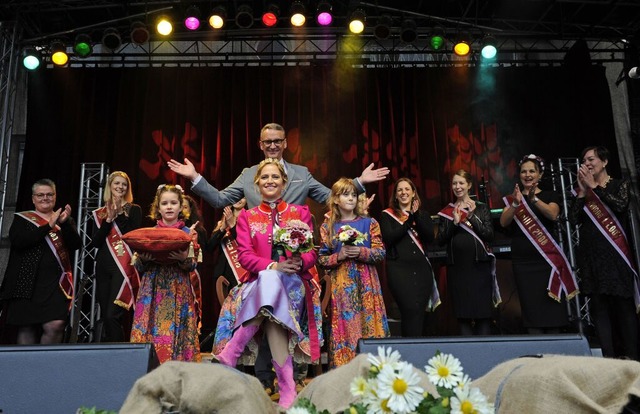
left=192, top=161, right=350, bottom=209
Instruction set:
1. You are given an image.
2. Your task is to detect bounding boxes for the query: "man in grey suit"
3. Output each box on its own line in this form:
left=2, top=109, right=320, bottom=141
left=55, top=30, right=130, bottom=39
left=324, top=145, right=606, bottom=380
left=167, top=122, right=388, bottom=208
left=167, top=122, right=388, bottom=396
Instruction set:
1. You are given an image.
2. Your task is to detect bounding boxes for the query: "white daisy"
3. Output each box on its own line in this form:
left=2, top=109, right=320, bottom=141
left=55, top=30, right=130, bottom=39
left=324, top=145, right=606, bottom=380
left=368, top=346, right=402, bottom=372
left=350, top=376, right=370, bottom=397
left=375, top=362, right=424, bottom=413
left=364, top=395, right=394, bottom=414
left=457, top=373, right=472, bottom=390
left=286, top=407, right=312, bottom=414
left=450, top=385, right=495, bottom=414
left=425, top=353, right=464, bottom=389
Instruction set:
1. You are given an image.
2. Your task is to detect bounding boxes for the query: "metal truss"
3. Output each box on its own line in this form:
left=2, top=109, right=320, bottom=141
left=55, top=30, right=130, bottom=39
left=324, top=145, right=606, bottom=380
left=0, top=21, right=19, bottom=237
left=35, top=36, right=628, bottom=69
left=68, top=162, right=108, bottom=343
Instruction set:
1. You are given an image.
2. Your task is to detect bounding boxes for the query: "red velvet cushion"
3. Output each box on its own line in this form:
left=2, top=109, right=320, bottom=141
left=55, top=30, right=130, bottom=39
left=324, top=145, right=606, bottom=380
left=122, top=227, right=191, bottom=264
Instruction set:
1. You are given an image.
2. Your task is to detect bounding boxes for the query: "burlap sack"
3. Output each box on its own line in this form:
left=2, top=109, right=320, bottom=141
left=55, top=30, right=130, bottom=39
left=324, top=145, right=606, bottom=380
left=297, top=353, right=438, bottom=412
left=119, top=361, right=278, bottom=414
left=473, top=355, right=640, bottom=413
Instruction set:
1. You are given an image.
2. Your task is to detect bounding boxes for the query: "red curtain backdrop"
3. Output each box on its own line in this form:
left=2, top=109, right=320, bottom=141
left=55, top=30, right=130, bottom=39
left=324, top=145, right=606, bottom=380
left=22, top=64, right=617, bottom=335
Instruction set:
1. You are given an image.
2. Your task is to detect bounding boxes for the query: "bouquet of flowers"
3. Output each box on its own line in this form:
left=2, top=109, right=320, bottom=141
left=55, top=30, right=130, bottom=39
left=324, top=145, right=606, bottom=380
left=335, top=224, right=368, bottom=246
left=288, top=346, right=494, bottom=414
left=274, top=219, right=314, bottom=255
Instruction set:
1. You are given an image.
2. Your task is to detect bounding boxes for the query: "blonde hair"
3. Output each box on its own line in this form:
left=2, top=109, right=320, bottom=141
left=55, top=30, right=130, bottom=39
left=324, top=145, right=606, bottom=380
left=149, top=184, right=184, bottom=221
left=326, top=178, right=363, bottom=241
left=253, top=158, right=288, bottom=186
left=103, top=171, right=133, bottom=204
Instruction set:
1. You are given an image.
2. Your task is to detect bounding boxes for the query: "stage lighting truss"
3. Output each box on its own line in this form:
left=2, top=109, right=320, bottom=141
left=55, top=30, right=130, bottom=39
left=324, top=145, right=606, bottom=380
left=101, top=27, right=122, bottom=50
left=209, top=6, right=227, bottom=29
left=73, top=34, right=93, bottom=58
left=22, top=47, right=42, bottom=70
left=50, top=40, right=69, bottom=66
left=262, top=4, right=279, bottom=28
left=349, top=9, right=366, bottom=34
left=235, top=4, right=254, bottom=29
left=290, top=1, right=306, bottom=27
left=184, top=5, right=201, bottom=31
left=374, top=15, right=392, bottom=40
left=316, top=1, right=333, bottom=26
left=130, top=21, right=150, bottom=45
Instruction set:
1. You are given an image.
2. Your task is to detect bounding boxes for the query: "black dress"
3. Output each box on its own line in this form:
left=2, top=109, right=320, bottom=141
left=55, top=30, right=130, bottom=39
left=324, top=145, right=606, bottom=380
left=380, top=208, right=435, bottom=337
left=437, top=203, right=495, bottom=319
left=1, top=214, right=81, bottom=325
left=507, top=190, right=568, bottom=329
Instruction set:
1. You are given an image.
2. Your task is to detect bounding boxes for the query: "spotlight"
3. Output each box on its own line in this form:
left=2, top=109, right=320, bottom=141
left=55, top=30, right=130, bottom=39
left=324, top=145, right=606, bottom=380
left=22, top=48, right=42, bottom=70
left=235, top=4, right=254, bottom=29
left=73, top=34, right=92, bottom=58
left=290, top=1, right=306, bottom=27
left=316, top=1, right=333, bottom=26
left=50, top=40, right=68, bottom=66
left=481, top=35, right=498, bottom=59
left=156, top=16, right=173, bottom=36
left=453, top=33, right=471, bottom=56
left=429, top=27, right=445, bottom=50
left=184, top=5, right=201, bottom=31
left=130, top=21, right=149, bottom=45
left=209, top=6, right=226, bottom=29
left=349, top=9, right=366, bottom=34
left=400, top=19, right=417, bottom=43
left=374, top=15, right=392, bottom=40
left=262, top=4, right=279, bottom=27
left=101, top=28, right=122, bottom=50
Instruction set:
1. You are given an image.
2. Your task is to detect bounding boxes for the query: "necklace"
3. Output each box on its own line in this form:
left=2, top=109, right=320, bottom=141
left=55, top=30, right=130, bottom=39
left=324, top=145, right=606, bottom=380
left=600, top=175, right=612, bottom=188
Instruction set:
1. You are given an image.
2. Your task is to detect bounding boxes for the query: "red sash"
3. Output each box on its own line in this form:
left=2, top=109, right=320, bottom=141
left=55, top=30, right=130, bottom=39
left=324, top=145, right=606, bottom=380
left=222, top=232, right=250, bottom=283
left=190, top=269, right=202, bottom=331
left=437, top=204, right=502, bottom=306
left=580, top=187, right=640, bottom=309
left=503, top=195, right=579, bottom=301
left=17, top=211, right=74, bottom=300
left=382, top=208, right=441, bottom=310
left=93, top=207, right=140, bottom=310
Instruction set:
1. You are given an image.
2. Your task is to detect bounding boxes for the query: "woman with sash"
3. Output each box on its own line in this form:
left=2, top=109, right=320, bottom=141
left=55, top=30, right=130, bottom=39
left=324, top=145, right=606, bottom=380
left=380, top=177, right=439, bottom=337
left=437, top=169, right=500, bottom=336
left=208, top=197, right=248, bottom=289
left=500, top=154, right=578, bottom=334
left=1, top=179, right=81, bottom=344
left=211, top=159, right=322, bottom=409
left=569, top=146, right=638, bottom=359
left=90, top=171, right=141, bottom=342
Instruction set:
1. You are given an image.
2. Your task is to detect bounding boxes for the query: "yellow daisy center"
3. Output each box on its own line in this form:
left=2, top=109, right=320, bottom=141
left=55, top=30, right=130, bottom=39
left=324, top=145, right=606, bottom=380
left=392, top=378, right=408, bottom=394
left=382, top=399, right=392, bottom=412
left=437, top=365, right=450, bottom=377
left=461, top=400, right=475, bottom=413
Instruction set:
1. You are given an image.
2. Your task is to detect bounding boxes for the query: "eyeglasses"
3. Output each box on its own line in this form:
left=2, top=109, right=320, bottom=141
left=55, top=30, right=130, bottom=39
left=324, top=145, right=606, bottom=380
left=260, top=138, right=285, bottom=147
left=33, top=193, right=55, bottom=199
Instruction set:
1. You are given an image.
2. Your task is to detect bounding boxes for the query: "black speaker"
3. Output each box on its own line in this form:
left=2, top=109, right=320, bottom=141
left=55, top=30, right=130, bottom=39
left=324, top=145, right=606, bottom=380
left=358, top=334, right=592, bottom=379
left=0, top=342, right=159, bottom=413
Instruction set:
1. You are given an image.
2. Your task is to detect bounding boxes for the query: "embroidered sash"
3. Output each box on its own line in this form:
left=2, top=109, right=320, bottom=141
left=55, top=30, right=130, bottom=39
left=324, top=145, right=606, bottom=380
left=437, top=203, right=502, bottom=306
left=190, top=269, right=203, bottom=331
left=579, top=187, right=640, bottom=310
left=503, top=195, right=579, bottom=301
left=382, top=208, right=441, bottom=310
left=92, top=207, right=140, bottom=310
left=221, top=232, right=250, bottom=283
left=17, top=211, right=74, bottom=300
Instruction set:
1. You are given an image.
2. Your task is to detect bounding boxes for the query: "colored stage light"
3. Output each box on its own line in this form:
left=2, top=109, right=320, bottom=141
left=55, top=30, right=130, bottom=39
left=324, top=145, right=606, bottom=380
left=430, top=27, right=445, bottom=50
left=209, top=6, right=226, bottom=29
left=349, top=9, right=366, bottom=34
left=481, top=36, right=498, bottom=59
left=22, top=48, right=42, bottom=70
left=290, top=2, right=306, bottom=27
left=184, top=5, right=201, bottom=31
left=262, top=4, right=279, bottom=27
left=316, top=1, right=333, bottom=26
left=73, top=34, right=92, bottom=58
left=400, top=19, right=417, bottom=43
left=235, top=4, right=254, bottom=29
left=453, top=34, right=471, bottom=56
left=101, top=28, right=122, bottom=50
left=374, top=15, right=392, bottom=40
left=50, top=41, right=68, bottom=66
left=130, top=21, right=150, bottom=44
left=156, top=16, right=173, bottom=36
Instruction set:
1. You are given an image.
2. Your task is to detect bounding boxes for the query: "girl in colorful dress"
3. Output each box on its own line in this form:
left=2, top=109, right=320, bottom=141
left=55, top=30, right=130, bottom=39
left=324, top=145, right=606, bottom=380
left=130, top=184, right=201, bottom=363
left=212, top=159, right=322, bottom=409
left=318, top=177, right=389, bottom=368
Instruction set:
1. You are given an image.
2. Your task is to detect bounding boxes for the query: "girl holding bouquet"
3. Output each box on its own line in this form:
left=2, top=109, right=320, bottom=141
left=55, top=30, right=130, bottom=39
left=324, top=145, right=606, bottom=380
left=130, top=184, right=201, bottom=363
left=212, top=158, right=322, bottom=409
left=318, top=178, right=389, bottom=368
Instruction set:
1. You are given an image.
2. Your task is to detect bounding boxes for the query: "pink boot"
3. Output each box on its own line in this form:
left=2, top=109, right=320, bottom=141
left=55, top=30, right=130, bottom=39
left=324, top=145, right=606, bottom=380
left=273, top=355, right=297, bottom=409
left=214, top=324, right=259, bottom=367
